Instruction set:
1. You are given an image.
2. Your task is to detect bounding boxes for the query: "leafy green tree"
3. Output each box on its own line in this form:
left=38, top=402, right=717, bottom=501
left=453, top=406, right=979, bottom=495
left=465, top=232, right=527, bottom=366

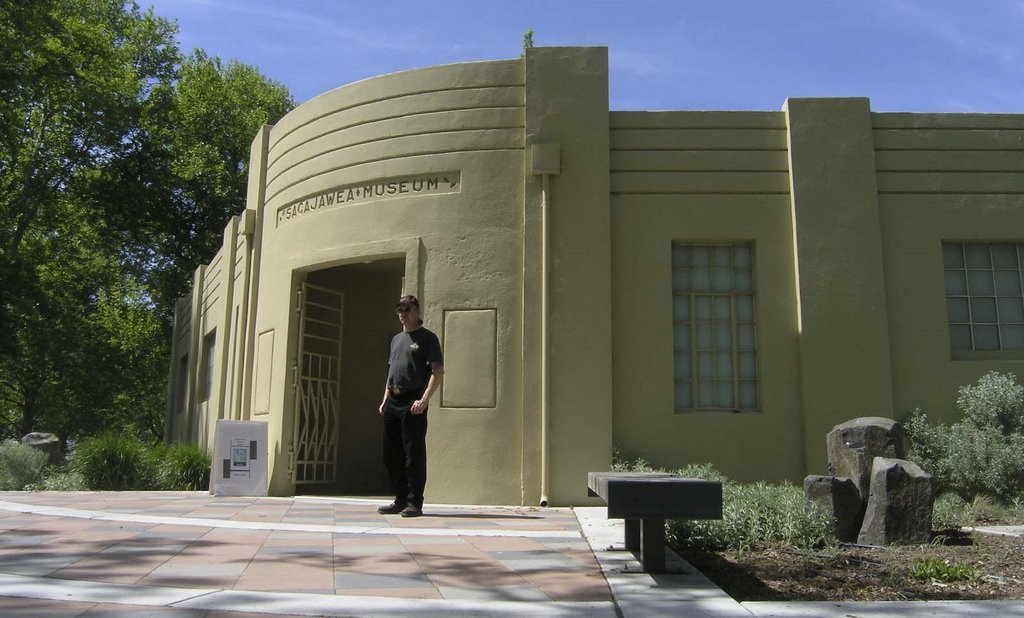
left=1, top=198, right=124, bottom=439
left=0, top=0, right=178, bottom=438
left=0, top=0, right=178, bottom=308
left=0, top=1, right=293, bottom=442
left=100, top=50, right=293, bottom=322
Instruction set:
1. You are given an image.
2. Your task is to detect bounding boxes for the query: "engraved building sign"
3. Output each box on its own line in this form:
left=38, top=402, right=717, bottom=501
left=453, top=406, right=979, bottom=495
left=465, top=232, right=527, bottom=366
left=275, top=172, right=461, bottom=227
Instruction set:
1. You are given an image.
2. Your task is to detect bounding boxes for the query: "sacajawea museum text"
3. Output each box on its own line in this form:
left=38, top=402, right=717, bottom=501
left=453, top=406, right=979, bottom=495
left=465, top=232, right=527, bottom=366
left=275, top=173, right=460, bottom=226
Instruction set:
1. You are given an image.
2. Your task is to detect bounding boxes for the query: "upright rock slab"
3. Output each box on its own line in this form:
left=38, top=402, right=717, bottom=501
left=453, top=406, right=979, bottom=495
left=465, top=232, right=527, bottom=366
left=21, top=432, right=62, bottom=466
left=858, top=457, right=935, bottom=546
left=804, top=475, right=862, bottom=542
left=826, top=417, right=904, bottom=500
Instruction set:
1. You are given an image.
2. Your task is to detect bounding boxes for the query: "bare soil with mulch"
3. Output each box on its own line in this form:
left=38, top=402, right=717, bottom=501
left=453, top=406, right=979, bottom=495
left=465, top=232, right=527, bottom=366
left=677, top=529, right=1024, bottom=602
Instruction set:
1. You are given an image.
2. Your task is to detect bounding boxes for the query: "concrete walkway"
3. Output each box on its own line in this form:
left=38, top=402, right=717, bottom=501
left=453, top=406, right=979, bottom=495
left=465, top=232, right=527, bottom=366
left=0, top=491, right=1020, bottom=617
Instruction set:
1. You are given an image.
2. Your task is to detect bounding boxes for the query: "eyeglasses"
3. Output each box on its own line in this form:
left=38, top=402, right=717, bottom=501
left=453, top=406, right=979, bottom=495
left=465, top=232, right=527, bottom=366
left=396, top=306, right=413, bottom=314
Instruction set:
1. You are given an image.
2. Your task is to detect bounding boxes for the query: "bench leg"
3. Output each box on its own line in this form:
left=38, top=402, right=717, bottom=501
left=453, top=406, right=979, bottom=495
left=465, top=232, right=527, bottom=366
left=624, top=519, right=640, bottom=552
left=640, top=518, right=666, bottom=573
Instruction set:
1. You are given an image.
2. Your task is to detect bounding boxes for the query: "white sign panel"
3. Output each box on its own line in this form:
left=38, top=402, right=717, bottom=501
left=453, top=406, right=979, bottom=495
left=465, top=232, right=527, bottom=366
left=211, top=420, right=268, bottom=496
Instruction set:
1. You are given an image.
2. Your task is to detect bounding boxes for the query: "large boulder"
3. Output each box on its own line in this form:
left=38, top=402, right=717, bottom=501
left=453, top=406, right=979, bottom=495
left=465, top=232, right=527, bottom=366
left=858, top=457, right=935, bottom=546
left=826, top=417, right=904, bottom=500
left=804, top=475, right=862, bottom=542
left=21, top=432, right=63, bottom=466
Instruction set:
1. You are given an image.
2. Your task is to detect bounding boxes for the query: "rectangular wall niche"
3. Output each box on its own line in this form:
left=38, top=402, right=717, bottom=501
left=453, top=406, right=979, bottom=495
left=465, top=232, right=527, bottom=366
left=441, top=309, right=497, bottom=408
left=253, top=330, right=275, bottom=415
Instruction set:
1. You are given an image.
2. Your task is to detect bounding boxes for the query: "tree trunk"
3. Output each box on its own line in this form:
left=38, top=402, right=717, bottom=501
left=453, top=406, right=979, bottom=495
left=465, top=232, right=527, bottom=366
left=18, top=387, right=36, bottom=439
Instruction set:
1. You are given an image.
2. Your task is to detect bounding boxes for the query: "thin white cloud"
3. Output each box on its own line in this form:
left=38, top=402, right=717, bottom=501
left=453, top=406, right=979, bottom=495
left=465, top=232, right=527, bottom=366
left=891, top=0, right=1024, bottom=69
left=609, top=49, right=669, bottom=77
left=153, top=0, right=422, bottom=52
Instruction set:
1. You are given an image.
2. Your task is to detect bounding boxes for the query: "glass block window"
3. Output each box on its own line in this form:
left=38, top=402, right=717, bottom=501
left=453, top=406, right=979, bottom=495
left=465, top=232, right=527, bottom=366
left=943, top=242, right=1024, bottom=351
left=672, top=243, right=758, bottom=411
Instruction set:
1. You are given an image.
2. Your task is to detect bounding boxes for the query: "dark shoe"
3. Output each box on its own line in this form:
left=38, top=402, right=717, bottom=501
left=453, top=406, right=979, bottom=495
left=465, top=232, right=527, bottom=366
left=400, top=504, right=422, bottom=518
left=377, top=501, right=405, bottom=515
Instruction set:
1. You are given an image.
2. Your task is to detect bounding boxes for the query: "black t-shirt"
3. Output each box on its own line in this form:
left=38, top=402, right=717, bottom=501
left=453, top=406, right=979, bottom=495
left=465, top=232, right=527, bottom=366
left=387, top=327, right=443, bottom=391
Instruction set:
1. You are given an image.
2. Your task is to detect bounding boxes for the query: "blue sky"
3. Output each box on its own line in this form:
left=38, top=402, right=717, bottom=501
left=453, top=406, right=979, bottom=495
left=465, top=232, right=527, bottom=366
left=143, top=0, right=1024, bottom=113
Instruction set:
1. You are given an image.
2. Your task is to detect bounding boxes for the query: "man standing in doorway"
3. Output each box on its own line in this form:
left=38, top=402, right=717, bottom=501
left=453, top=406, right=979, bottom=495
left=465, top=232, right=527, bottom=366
left=377, top=294, right=444, bottom=517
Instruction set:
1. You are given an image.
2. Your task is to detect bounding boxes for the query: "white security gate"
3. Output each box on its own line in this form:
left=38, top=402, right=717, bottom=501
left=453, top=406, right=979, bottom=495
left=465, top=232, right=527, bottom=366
left=293, top=283, right=343, bottom=485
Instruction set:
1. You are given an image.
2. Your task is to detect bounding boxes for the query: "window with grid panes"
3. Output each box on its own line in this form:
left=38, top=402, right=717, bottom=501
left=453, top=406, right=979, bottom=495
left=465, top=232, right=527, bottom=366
left=672, top=243, right=758, bottom=412
left=943, top=242, right=1024, bottom=351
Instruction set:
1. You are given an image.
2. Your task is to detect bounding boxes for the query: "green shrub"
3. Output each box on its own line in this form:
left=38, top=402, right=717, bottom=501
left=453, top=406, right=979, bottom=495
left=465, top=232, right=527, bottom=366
left=40, top=469, right=87, bottom=491
left=0, top=441, right=48, bottom=490
left=611, top=447, right=655, bottom=472
left=611, top=458, right=833, bottom=553
left=72, top=432, right=157, bottom=490
left=1008, top=496, right=1024, bottom=522
left=668, top=478, right=833, bottom=552
left=932, top=493, right=973, bottom=529
left=958, top=371, right=1024, bottom=434
left=156, top=443, right=211, bottom=490
left=905, top=371, right=1024, bottom=502
left=675, top=462, right=731, bottom=484
left=933, top=492, right=1021, bottom=528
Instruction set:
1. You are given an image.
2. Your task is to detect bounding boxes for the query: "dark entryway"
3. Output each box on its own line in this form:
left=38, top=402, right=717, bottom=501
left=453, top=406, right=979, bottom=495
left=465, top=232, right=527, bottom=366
left=295, top=257, right=405, bottom=495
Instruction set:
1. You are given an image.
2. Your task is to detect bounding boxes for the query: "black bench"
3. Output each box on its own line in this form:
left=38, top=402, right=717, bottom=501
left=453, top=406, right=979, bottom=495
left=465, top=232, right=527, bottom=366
left=587, top=471, right=723, bottom=573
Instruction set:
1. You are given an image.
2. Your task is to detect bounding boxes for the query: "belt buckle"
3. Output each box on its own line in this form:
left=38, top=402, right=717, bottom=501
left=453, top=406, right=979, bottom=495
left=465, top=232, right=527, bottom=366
left=391, top=386, right=402, bottom=396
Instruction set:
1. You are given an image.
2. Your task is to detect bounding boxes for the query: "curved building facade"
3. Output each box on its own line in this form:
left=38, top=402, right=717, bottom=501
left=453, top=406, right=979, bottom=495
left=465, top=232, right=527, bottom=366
left=167, top=47, right=1024, bottom=504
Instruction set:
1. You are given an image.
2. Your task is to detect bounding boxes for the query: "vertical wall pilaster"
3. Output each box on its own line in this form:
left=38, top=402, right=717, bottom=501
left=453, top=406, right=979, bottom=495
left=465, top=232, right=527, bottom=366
left=164, top=300, right=186, bottom=443
left=784, top=98, right=894, bottom=473
left=211, top=216, right=239, bottom=434
left=240, top=125, right=272, bottom=422
left=524, top=47, right=612, bottom=504
left=186, top=265, right=205, bottom=443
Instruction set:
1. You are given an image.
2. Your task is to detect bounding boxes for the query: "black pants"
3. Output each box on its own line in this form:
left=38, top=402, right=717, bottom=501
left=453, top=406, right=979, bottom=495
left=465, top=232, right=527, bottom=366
left=382, top=393, right=428, bottom=508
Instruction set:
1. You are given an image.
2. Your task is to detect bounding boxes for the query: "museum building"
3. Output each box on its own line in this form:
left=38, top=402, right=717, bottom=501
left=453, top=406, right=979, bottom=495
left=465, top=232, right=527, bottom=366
left=165, top=46, right=1024, bottom=505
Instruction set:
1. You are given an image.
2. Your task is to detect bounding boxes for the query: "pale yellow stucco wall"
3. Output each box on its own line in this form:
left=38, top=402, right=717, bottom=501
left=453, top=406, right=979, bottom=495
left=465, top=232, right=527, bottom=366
left=608, top=100, right=1024, bottom=483
left=166, top=46, right=1024, bottom=499
left=250, top=58, right=533, bottom=503
left=876, top=113, right=1024, bottom=423
left=609, top=110, right=805, bottom=482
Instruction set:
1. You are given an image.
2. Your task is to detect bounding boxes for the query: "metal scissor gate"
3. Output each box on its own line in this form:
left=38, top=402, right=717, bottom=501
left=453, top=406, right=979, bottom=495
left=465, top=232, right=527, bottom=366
left=293, top=282, right=343, bottom=485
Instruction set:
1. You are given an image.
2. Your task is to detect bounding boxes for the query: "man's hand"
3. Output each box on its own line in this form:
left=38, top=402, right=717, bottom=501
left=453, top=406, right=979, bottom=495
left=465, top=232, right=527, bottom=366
left=410, top=399, right=427, bottom=415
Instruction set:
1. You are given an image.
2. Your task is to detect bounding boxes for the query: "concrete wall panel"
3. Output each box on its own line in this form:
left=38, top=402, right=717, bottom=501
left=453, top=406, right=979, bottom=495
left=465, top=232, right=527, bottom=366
left=442, top=309, right=497, bottom=409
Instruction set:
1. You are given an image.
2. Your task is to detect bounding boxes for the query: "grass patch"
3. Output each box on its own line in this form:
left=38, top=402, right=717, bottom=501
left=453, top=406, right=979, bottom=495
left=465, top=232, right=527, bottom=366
left=156, top=443, right=211, bottom=491
left=71, top=432, right=157, bottom=490
left=911, top=557, right=984, bottom=583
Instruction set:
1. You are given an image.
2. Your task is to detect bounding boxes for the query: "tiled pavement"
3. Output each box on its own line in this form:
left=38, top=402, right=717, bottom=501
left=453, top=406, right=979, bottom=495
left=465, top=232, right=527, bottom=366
left=0, top=492, right=616, bottom=616
left=1, top=491, right=1023, bottom=617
